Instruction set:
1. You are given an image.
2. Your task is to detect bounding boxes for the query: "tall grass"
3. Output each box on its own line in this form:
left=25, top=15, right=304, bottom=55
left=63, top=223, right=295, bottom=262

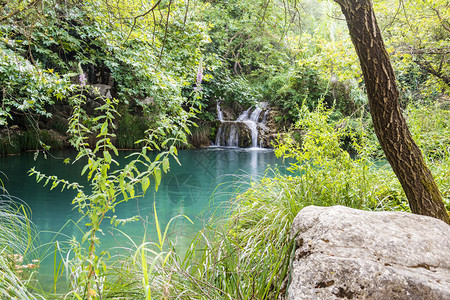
left=0, top=130, right=64, bottom=155
left=113, top=164, right=404, bottom=299
left=0, top=193, right=42, bottom=299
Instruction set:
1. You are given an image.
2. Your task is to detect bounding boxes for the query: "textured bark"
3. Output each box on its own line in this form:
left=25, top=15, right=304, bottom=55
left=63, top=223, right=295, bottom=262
left=334, top=0, right=449, bottom=224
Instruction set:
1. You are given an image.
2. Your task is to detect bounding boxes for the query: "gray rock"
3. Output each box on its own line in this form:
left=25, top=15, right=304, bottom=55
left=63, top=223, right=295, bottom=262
left=285, top=205, right=450, bottom=300
left=90, top=84, right=112, bottom=99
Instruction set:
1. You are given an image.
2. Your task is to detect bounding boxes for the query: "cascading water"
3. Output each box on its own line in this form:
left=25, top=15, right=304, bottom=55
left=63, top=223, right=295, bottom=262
left=261, top=110, right=269, bottom=124
left=217, top=101, right=224, bottom=122
left=215, top=102, right=268, bottom=148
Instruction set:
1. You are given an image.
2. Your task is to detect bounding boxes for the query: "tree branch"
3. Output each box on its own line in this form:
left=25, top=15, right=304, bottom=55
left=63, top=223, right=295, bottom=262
left=122, top=0, right=163, bottom=44
left=399, top=47, right=450, bottom=55
left=414, top=59, right=450, bottom=87
left=156, top=0, right=173, bottom=70
left=426, top=1, right=450, bottom=33
left=0, top=0, right=39, bottom=22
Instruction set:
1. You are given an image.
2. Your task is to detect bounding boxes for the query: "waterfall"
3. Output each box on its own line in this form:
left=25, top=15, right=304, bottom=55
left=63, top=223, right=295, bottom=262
left=236, top=108, right=251, bottom=121
left=215, top=121, right=240, bottom=147
left=242, top=120, right=258, bottom=147
left=262, top=110, right=269, bottom=124
left=217, top=101, right=224, bottom=122
left=215, top=102, right=268, bottom=148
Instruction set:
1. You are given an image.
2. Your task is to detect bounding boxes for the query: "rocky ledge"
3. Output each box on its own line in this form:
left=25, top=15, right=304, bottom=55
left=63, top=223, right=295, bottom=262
left=283, top=205, right=450, bottom=300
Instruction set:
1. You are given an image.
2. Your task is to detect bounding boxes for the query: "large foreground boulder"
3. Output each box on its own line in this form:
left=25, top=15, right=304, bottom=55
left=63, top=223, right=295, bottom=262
left=284, top=206, right=450, bottom=299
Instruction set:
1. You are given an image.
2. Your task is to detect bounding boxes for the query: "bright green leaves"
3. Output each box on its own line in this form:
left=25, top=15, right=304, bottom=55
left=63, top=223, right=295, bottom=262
left=103, top=151, right=112, bottom=164
left=29, top=168, right=83, bottom=192
left=170, top=145, right=178, bottom=156
left=162, top=157, right=170, bottom=173
left=0, top=44, right=74, bottom=126
left=153, top=168, right=162, bottom=192
left=276, top=101, right=357, bottom=173
left=141, top=177, right=150, bottom=194
left=374, top=0, right=450, bottom=98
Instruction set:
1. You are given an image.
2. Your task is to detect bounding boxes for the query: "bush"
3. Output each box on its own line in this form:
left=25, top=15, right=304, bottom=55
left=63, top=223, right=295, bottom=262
left=406, top=104, right=450, bottom=160
left=198, top=66, right=262, bottom=112
left=263, top=67, right=328, bottom=121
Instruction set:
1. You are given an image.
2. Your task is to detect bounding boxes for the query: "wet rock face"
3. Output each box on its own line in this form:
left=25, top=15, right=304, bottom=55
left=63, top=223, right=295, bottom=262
left=284, top=206, right=450, bottom=300
left=215, top=122, right=252, bottom=148
left=236, top=122, right=252, bottom=148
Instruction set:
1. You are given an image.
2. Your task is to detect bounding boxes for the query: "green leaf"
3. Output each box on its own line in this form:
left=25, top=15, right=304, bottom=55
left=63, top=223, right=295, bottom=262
left=141, top=177, right=150, bottom=194
left=50, top=180, right=59, bottom=190
left=162, top=157, right=169, bottom=173
left=154, top=167, right=161, bottom=192
left=170, top=145, right=178, bottom=156
left=82, top=230, right=91, bottom=245
left=81, top=164, right=89, bottom=176
left=104, top=151, right=111, bottom=164
left=99, top=122, right=108, bottom=136
left=127, top=185, right=135, bottom=198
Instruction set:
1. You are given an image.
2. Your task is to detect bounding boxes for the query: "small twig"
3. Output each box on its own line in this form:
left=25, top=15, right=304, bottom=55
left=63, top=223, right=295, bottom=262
left=156, top=0, right=173, bottom=70
left=122, top=0, right=163, bottom=44
left=183, top=0, right=190, bottom=28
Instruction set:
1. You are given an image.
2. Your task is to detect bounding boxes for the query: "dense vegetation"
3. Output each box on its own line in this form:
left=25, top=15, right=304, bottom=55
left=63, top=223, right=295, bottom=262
left=0, top=0, right=449, bottom=299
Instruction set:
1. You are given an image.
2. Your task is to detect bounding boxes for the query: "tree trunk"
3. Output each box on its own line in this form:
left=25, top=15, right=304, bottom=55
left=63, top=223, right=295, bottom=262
left=334, top=0, right=449, bottom=224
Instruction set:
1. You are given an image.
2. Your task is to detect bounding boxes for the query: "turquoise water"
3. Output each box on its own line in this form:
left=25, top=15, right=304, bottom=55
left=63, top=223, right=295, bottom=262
left=0, top=148, right=286, bottom=288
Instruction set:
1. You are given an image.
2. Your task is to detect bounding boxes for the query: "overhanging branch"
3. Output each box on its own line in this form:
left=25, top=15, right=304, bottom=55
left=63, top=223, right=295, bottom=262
left=0, top=0, right=39, bottom=22
left=414, top=59, right=450, bottom=87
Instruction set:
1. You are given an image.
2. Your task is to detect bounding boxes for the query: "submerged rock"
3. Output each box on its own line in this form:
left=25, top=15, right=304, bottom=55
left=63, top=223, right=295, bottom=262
left=284, top=205, right=450, bottom=300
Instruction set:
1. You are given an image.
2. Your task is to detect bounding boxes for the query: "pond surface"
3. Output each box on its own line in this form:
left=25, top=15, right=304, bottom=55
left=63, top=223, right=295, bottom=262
left=0, top=147, right=286, bottom=288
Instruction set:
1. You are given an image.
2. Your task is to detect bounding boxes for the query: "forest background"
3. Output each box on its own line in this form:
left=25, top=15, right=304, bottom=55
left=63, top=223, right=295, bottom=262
left=0, top=0, right=449, bottom=299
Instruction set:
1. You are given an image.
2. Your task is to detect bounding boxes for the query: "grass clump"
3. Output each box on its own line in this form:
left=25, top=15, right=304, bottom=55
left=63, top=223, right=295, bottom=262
left=0, top=192, right=41, bottom=299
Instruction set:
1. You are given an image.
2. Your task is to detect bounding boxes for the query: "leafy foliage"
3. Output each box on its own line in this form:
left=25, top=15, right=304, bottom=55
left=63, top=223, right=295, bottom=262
left=0, top=0, right=208, bottom=132
left=263, top=65, right=330, bottom=120
left=375, top=0, right=450, bottom=100
left=0, top=43, right=74, bottom=125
